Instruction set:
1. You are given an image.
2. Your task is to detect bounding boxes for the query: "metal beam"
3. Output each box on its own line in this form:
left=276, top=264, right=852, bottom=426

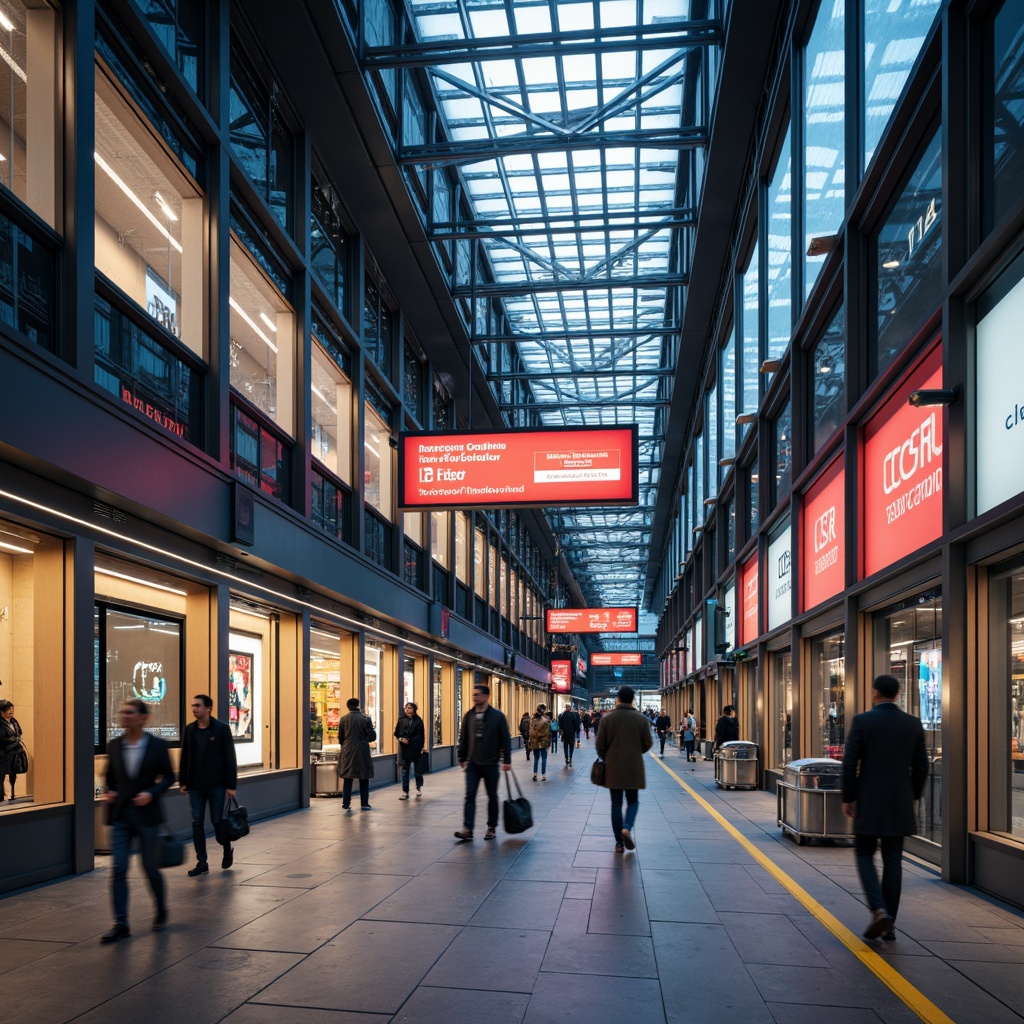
left=498, top=398, right=670, bottom=410
left=472, top=326, right=680, bottom=342
left=362, top=20, right=722, bottom=69
left=398, top=127, right=708, bottom=167
left=483, top=369, right=675, bottom=380
left=454, top=272, right=686, bottom=297
left=429, top=217, right=695, bottom=241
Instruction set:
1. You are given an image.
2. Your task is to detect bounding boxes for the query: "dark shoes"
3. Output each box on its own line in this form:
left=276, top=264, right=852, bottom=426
left=101, top=923, right=130, bottom=943
left=453, top=828, right=473, bottom=841
left=864, top=909, right=893, bottom=940
left=152, top=910, right=168, bottom=932
left=614, top=843, right=625, bottom=853
left=621, top=828, right=636, bottom=851
left=360, top=804, right=372, bottom=811
left=187, top=862, right=209, bottom=877
left=399, top=793, right=409, bottom=800
left=484, top=827, right=497, bottom=840
left=221, top=846, right=234, bottom=870
left=882, top=929, right=897, bottom=941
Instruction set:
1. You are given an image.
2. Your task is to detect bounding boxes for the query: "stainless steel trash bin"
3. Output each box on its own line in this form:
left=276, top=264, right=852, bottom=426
left=311, top=753, right=342, bottom=796
left=776, top=758, right=853, bottom=844
left=714, top=740, right=759, bottom=789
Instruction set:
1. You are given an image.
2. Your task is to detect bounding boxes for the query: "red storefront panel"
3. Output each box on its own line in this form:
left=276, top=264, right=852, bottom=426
left=801, top=456, right=845, bottom=611
left=740, top=553, right=759, bottom=647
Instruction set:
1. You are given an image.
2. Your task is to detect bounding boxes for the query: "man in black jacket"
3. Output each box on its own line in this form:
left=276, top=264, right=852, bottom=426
left=101, top=699, right=175, bottom=942
left=454, top=683, right=512, bottom=842
left=713, top=705, right=739, bottom=751
left=843, top=674, right=928, bottom=941
left=558, top=705, right=580, bottom=766
left=179, top=693, right=238, bottom=875
left=654, top=708, right=672, bottom=756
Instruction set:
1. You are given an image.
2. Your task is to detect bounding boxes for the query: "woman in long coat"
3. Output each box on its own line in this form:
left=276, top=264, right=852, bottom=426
left=0, top=700, right=24, bottom=801
left=337, top=697, right=376, bottom=811
left=595, top=686, right=653, bottom=852
left=528, top=706, right=551, bottom=781
left=394, top=701, right=425, bottom=799
left=519, top=712, right=531, bottom=762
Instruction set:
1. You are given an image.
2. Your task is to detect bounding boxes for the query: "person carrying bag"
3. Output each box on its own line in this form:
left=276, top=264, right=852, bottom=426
left=502, top=767, right=533, bottom=834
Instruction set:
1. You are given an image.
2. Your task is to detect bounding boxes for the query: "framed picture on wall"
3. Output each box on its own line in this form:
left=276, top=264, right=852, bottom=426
left=228, top=650, right=254, bottom=742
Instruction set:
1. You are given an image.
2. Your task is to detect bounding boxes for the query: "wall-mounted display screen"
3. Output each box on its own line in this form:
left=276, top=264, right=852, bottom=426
left=546, top=607, right=638, bottom=633
left=551, top=660, right=572, bottom=692
left=589, top=652, right=643, bottom=666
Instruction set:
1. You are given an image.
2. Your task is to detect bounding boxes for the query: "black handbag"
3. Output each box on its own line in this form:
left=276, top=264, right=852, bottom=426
left=590, top=758, right=605, bottom=786
left=416, top=751, right=430, bottom=775
left=214, top=796, right=250, bottom=845
left=157, top=828, right=184, bottom=869
left=502, top=769, right=533, bottom=834
left=12, top=743, right=28, bottom=775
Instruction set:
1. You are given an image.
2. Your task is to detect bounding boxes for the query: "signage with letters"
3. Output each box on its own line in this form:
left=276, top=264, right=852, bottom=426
left=545, top=607, right=638, bottom=634
left=767, top=520, right=792, bottom=632
left=976, top=271, right=1024, bottom=513
left=551, top=660, right=572, bottom=692
left=725, top=582, right=736, bottom=651
left=862, top=344, right=944, bottom=578
left=740, top=553, right=759, bottom=647
left=590, top=652, right=643, bottom=666
left=398, top=426, right=638, bottom=509
left=802, top=456, right=845, bottom=611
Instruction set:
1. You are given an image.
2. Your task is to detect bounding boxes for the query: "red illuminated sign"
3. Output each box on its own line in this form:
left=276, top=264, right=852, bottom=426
left=398, top=426, right=639, bottom=509
left=801, top=456, right=845, bottom=612
left=740, top=553, right=759, bottom=647
left=551, top=660, right=572, bottom=692
left=545, top=607, right=638, bottom=634
left=576, top=656, right=587, bottom=678
left=590, top=652, right=643, bottom=666
left=862, top=344, right=943, bottom=578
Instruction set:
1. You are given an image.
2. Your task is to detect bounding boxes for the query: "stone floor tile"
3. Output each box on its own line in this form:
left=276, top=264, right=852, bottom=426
left=423, top=925, right=549, bottom=991
left=524, top=972, right=663, bottom=1023
left=392, top=985, right=530, bottom=1024
left=764, top=1004, right=887, bottom=1024
left=469, top=879, right=566, bottom=929
left=0, top=937, right=70, bottom=974
left=564, top=882, right=594, bottom=899
left=220, top=1006, right=390, bottom=1024
left=718, top=911, right=830, bottom=967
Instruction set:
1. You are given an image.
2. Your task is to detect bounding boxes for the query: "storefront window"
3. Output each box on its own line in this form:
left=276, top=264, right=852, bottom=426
left=363, top=260, right=394, bottom=377
left=0, top=519, right=63, bottom=811
left=811, top=629, right=845, bottom=758
left=403, top=655, right=415, bottom=706
left=95, top=71, right=204, bottom=357
left=722, top=329, right=736, bottom=464
left=310, top=158, right=351, bottom=317
left=474, top=526, right=486, bottom=600
left=772, top=402, right=793, bottom=506
left=989, top=563, right=1024, bottom=840
left=863, top=0, right=942, bottom=171
left=455, top=512, right=469, bottom=583
left=874, top=591, right=942, bottom=843
left=741, top=243, right=759, bottom=432
left=228, top=599, right=280, bottom=770
left=432, top=663, right=444, bottom=745
left=874, top=131, right=942, bottom=379
left=774, top=650, right=793, bottom=768
left=132, top=0, right=202, bottom=95
left=766, top=125, right=792, bottom=361
left=363, top=643, right=383, bottom=751
left=431, top=511, right=450, bottom=568
left=311, top=322, right=353, bottom=484
left=811, top=306, right=845, bottom=453
left=0, top=1, right=59, bottom=228
left=363, top=399, right=393, bottom=519
left=310, top=626, right=347, bottom=751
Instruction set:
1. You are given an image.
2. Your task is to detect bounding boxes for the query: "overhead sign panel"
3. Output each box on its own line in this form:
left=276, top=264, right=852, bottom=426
left=545, top=607, right=638, bottom=634
left=590, top=652, right=643, bottom=666
left=398, top=425, right=639, bottom=510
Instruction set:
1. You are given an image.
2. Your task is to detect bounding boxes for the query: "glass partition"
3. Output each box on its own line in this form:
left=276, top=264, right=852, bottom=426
left=766, top=125, right=793, bottom=361
left=811, top=628, right=845, bottom=758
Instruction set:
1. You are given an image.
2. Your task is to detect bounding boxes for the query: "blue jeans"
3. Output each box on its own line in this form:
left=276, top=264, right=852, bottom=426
left=463, top=761, right=500, bottom=831
left=401, top=758, right=423, bottom=794
left=855, top=834, right=904, bottom=920
left=188, top=786, right=227, bottom=865
left=111, top=816, right=165, bottom=925
left=609, top=788, right=639, bottom=841
left=532, top=747, right=548, bottom=775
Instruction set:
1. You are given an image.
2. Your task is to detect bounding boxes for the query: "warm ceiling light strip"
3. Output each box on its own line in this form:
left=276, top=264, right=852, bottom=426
left=94, top=152, right=184, bottom=254
left=229, top=297, right=278, bottom=353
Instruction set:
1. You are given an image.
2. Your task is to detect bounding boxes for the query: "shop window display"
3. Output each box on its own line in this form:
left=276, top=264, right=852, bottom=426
left=811, top=629, right=845, bottom=758
left=228, top=599, right=279, bottom=771
left=364, top=643, right=383, bottom=752
left=363, top=398, right=393, bottom=519
left=773, top=650, right=793, bottom=768
left=432, top=663, right=444, bottom=746
left=310, top=626, right=346, bottom=751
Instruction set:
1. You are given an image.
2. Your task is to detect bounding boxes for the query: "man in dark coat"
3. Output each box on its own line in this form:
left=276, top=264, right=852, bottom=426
left=713, top=704, right=739, bottom=750
left=595, top=685, right=653, bottom=853
left=654, top=708, right=672, bottom=756
left=454, top=682, right=512, bottom=841
left=558, top=704, right=580, bottom=767
left=101, top=699, right=175, bottom=942
left=842, top=674, right=928, bottom=940
left=337, top=697, right=376, bottom=811
left=179, top=693, right=238, bottom=875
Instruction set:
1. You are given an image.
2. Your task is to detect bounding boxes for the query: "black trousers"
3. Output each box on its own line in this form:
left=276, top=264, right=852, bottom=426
left=342, top=777, right=369, bottom=807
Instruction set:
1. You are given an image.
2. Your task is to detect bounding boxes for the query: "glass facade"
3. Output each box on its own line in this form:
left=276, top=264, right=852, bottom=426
left=812, top=629, right=845, bottom=758
left=766, top=125, right=793, bottom=361
left=990, top=563, right=1024, bottom=841
left=773, top=650, right=793, bottom=769
left=811, top=306, right=845, bottom=453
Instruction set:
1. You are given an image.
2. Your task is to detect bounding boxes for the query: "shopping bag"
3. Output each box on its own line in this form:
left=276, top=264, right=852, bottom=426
left=157, top=828, right=184, bottom=869
left=590, top=758, right=605, bottom=786
left=416, top=751, right=430, bottom=775
left=502, top=769, right=533, bottom=834
left=214, top=797, right=250, bottom=845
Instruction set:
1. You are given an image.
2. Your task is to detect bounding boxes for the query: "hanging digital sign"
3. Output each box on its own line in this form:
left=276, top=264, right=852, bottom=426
left=545, top=607, right=638, bottom=633
left=551, top=660, right=572, bottom=691
left=862, top=344, right=943, bottom=578
left=589, top=652, right=643, bottom=666
left=801, top=456, right=845, bottom=611
left=398, top=425, right=639, bottom=510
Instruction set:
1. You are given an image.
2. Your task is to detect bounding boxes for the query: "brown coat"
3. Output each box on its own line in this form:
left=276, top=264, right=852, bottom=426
left=528, top=715, right=551, bottom=750
left=595, top=705, right=653, bottom=789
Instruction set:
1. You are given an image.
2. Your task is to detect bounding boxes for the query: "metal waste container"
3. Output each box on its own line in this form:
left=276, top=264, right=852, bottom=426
left=776, top=758, right=853, bottom=844
left=714, top=741, right=759, bottom=789
left=311, top=752, right=342, bottom=797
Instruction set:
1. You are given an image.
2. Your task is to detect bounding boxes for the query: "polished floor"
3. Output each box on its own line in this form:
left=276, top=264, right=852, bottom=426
left=2, top=737, right=1024, bottom=1023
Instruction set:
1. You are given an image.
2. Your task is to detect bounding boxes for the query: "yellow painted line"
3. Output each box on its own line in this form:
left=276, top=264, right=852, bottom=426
left=654, top=757, right=955, bottom=1024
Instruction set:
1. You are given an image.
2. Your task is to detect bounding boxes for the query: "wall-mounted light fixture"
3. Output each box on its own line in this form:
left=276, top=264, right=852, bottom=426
left=760, top=359, right=780, bottom=374
left=806, top=233, right=841, bottom=258
left=735, top=413, right=756, bottom=426
left=908, top=387, right=959, bottom=407
left=703, top=498, right=716, bottom=507
left=718, top=457, right=735, bottom=468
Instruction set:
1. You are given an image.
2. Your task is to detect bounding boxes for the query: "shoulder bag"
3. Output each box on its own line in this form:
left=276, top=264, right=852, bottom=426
left=12, top=742, right=28, bottom=775
left=502, top=768, right=533, bottom=834
left=157, top=826, right=184, bottom=869
left=214, top=796, right=250, bottom=845
left=590, top=758, right=605, bottom=785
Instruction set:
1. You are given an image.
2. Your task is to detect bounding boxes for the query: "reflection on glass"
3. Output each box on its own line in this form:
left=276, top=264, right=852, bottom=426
left=812, top=306, right=845, bottom=453
left=1006, top=572, right=1024, bottom=839
left=766, top=126, right=792, bottom=361
left=363, top=401, right=392, bottom=518
left=363, top=644, right=381, bottom=751
left=433, top=664, right=443, bottom=746
left=748, top=459, right=759, bottom=539
left=773, top=402, right=793, bottom=505
left=812, top=630, right=845, bottom=758
left=132, top=0, right=202, bottom=93
left=774, top=650, right=793, bottom=768
left=741, top=243, right=760, bottom=429
left=985, top=0, right=1024, bottom=232
left=311, top=338, right=352, bottom=481
left=722, top=329, right=737, bottom=462
left=707, top=383, right=718, bottom=500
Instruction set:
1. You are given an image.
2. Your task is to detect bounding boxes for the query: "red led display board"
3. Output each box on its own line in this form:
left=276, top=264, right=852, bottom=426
left=862, top=344, right=944, bottom=579
left=590, top=652, right=643, bottom=666
left=801, top=456, right=846, bottom=612
left=551, top=660, right=572, bottom=692
left=740, top=553, right=759, bottom=647
left=545, top=607, right=638, bottom=634
left=398, top=425, right=639, bottom=510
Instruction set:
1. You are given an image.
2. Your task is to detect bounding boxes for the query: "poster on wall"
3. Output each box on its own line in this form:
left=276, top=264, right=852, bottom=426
left=801, top=457, right=846, bottom=611
left=228, top=651, right=254, bottom=742
left=228, top=632, right=263, bottom=766
left=767, top=520, right=792, bottom=632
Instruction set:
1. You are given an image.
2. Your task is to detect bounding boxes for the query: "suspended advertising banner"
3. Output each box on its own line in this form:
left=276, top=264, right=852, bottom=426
left=546, top=607, right=638, bottom=633
left=398, top=425, right=639, bottom=509
left=590, top=652, right=643, bottom=666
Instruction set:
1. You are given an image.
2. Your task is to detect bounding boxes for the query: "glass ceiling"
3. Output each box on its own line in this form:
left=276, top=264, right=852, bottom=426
left=400, top=0, right=717, bottom=634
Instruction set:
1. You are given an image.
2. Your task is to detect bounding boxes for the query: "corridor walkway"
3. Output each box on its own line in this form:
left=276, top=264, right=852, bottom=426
left=1, top=738, right=1023, bottom=1023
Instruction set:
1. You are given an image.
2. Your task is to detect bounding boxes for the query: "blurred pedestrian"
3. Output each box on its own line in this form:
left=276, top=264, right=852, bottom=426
left=519, top=711, right=531, bottom=762
left=394, top=701, right=425, bottom=800
left=680, top=709, right=697, bottom=762
left=714, top=705, right=738, bottom=751
left=454, top=683, right=512, bottom=841
left=558, top=704, right=580, bottom=767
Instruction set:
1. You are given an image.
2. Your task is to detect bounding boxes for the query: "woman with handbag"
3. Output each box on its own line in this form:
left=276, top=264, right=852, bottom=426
left=338, top=697, right=376, bottom=811
left=528, top=706, right=551, bottom=781
left=394, top=702, right=425, bottom=800
left=0, top=700, right=26, bottom=801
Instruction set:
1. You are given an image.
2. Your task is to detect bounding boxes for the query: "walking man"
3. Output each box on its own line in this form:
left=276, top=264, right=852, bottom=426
left=654, top=708, right=672, bottom=756
left=558, top=704, right=580, bottom=766
left=338, top=697, right=376, bottom=811
left=713, top=704, right=739, bottom=750
left=842, top=674, right=928, bottom=940
left=100, top=699, right=174, bottom=942
left=179, top=694, right=238, bottom=875
left=595, top=685, right=653, bottom=853
left=454, top=683, right=512, bottom=841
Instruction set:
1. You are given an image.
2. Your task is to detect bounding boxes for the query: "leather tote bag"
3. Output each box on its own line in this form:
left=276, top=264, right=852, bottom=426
left=502, top=769, right=533, bottom=834
left=590, top=758, right=605, bottom=786
left=214, top=796, right=250, bottom=845
left=157, top=828, right=184, bottom=869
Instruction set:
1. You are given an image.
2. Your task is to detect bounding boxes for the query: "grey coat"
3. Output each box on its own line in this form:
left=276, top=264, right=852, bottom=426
left=595, top=705, right=653, bottom=789
left=337, top=711, right=376, bottom=779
